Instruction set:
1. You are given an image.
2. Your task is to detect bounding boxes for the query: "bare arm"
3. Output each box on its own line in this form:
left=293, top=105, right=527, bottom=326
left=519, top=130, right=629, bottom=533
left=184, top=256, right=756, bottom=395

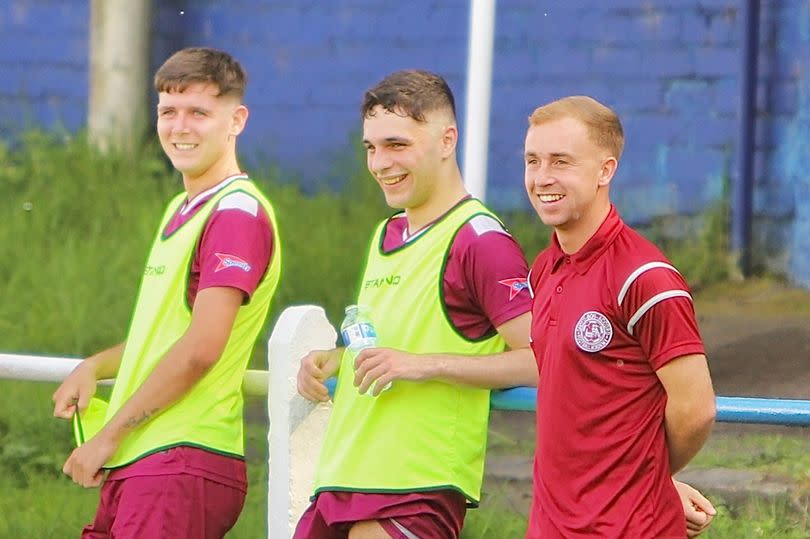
left=656, top=353, right=716, bottom=473
left=61, top=286, right=243, bottom=486
left=52, top=342, right=125, bottom=418
left=354, top=312, right=537, bottom=395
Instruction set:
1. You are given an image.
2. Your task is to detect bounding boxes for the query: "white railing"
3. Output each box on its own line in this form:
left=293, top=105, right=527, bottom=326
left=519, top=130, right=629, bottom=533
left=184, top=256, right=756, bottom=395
left=4, top=305, right=810, bottom=537
left=0, top=305, right=336, bottom=539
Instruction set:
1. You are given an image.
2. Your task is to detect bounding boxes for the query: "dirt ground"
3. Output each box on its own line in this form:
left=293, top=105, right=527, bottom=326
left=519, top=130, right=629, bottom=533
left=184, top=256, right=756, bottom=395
left=694, top=279, right=810, bottom=400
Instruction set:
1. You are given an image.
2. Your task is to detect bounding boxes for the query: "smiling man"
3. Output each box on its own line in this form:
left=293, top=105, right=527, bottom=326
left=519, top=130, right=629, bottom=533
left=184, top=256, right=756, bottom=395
left=523, top=96, right=717, bottom=539
left=52, top=47, right=281, bottom=538
left=293, top=70, right=537, bottom=539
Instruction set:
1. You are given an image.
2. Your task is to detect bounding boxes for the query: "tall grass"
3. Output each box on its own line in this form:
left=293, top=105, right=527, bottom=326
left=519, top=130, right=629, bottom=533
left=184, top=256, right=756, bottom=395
left=0, top=132, right=746, bottom=536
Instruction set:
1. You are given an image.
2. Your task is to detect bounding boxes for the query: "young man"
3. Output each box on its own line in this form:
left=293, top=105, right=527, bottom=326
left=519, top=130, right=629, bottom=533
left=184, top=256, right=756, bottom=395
left=52, top=47, right=281, bottom=538
left=294, top=70, right=537, bottom=539
left=523, top=96, right=717, bottom=538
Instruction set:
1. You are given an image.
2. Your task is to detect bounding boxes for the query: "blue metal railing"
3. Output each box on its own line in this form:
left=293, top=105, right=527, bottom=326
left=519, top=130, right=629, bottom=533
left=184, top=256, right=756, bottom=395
left=327, top=380, right=810, bottom=426
left=492, top=387, right=810, bottom=426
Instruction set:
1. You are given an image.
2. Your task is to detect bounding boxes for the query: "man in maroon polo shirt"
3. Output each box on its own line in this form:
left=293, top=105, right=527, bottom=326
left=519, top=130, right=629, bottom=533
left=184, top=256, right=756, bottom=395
left=523, top=96, right=717, bottom=538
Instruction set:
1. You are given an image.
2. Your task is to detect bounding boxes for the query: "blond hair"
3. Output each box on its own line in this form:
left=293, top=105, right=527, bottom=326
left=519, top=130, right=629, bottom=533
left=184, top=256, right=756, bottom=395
left=528, top=96, right=624, bottom=159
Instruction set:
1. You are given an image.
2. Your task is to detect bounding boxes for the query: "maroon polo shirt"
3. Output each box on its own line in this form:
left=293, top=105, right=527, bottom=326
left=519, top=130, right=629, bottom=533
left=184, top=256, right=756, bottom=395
left=527, top=205, right=704, bottom=539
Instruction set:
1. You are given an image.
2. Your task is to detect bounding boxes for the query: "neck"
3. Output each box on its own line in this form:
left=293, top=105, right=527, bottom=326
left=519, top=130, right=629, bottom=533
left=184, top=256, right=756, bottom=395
left=405, top=164, right=468, bottom=232
left=556, top=200, right=611, bottom=254
left=183, top=153, right=241, bottom=200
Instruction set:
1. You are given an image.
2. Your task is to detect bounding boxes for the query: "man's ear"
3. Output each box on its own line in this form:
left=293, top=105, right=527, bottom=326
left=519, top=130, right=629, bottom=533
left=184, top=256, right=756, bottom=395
left=441, top=124, right=458, bottom=158
left=230, top=105, right=249, bottom=137
left=598, top=156, right=618, bottom=187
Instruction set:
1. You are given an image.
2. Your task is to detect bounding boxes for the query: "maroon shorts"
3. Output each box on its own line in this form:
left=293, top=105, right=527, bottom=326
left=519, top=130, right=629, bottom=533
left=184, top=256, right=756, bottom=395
left=293, top=490, right=467, bottom=539
left=82, top=448, right=247, bottom=539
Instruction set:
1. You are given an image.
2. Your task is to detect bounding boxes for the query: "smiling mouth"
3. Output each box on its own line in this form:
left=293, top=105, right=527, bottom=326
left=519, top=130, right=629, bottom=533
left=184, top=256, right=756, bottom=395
left=173, top=143, right=198, bottom=151
left=538, top=194, right=564, bottom=203
left=380, top=174, right=407, bottom=186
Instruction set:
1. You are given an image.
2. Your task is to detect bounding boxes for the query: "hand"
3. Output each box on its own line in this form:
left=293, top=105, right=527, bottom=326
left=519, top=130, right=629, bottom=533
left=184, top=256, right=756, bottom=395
left=673, top=479, right=716, bottom=537
left=52, top=361, right=98, bottom=419
left=297, top=349, right=341, bottom=402
left=353, top=348, right=430, bottom=396
left=62, top=431, right=118, bottom=488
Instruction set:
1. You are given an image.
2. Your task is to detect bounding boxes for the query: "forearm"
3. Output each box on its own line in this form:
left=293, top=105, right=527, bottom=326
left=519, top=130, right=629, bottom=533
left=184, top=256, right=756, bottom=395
left=82, top=342, right=126, bottom=379
left=97, top=336, right=212, bottom=446
left=424, top=348, right=537, bottom=389
left=665, top=403, right=715, bottom=473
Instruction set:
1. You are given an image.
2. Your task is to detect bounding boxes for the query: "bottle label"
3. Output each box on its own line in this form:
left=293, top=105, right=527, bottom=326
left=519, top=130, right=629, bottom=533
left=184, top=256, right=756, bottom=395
left=342, top=322, right=377, bottom=347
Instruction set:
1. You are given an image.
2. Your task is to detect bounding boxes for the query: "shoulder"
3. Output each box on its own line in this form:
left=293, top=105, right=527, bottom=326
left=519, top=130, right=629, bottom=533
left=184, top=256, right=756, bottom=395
left=217, top=191, right=261, bottom=217
left=609, top=225, right=674, bottom=284
left=451, top=214, right=521, bottom=256
left=609, top=226, right=692, bottom=313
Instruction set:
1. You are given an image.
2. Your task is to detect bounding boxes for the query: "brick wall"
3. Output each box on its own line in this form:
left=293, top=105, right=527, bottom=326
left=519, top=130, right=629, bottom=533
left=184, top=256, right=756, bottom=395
left=1, top=0, right=809, bottom=285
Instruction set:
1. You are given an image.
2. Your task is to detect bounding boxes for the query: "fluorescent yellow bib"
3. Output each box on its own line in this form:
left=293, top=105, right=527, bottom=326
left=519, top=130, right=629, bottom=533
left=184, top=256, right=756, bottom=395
left=103, top=178, right=281, bottom=468
left=313, top=199, right=505, bottom=504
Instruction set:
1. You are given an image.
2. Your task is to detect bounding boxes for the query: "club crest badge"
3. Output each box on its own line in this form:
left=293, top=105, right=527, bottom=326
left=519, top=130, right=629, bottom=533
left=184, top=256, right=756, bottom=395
left=574, top=311, right=613, bottom=352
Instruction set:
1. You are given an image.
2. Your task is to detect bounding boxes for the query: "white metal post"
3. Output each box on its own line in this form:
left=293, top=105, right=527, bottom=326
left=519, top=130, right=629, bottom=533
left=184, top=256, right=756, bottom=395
left=462, top=0, right=497, bottom=202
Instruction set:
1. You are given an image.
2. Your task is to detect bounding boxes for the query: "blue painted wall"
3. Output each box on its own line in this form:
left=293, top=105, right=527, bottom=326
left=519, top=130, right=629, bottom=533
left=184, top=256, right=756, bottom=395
left=1, top=0, right=809, bottom=286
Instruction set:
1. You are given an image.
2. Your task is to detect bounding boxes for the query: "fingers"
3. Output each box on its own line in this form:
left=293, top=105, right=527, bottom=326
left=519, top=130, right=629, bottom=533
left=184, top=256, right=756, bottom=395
left=52, top=391, right=79, bottom=419
left=62, top=450, right=104, bottom=488
left=297, top=355, right=330, bottom=402
left=688, top=489, right=717, bottom=516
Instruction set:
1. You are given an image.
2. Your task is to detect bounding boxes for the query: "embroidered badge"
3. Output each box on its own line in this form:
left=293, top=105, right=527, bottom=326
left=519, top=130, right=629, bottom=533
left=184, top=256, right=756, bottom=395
left=498, top=278, right=529, bottom=301
left=214, top=252, right=252, bottom=273
left=574, top=311, right=613, bottom=352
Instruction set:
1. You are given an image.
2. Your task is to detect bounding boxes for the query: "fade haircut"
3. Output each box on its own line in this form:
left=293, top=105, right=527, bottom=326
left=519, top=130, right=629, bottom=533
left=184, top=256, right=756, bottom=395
left=528, top=96, right=624, bottom=160
left=154, top=47, right=247, bottom=100
left=361, top=70, right=456, bottom=123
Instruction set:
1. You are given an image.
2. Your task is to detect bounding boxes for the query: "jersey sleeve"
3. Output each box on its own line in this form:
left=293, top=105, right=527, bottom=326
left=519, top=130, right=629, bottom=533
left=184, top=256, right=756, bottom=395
left=195, top=192, right=274, bottom=303
left=616, top=263, right=705, bottom=370
left=454, top=216, right=532, bottom=329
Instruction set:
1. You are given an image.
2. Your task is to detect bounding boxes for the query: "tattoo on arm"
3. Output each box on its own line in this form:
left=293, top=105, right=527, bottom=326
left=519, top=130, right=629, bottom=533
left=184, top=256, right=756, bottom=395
left=123, top=407, right=160, bottom=430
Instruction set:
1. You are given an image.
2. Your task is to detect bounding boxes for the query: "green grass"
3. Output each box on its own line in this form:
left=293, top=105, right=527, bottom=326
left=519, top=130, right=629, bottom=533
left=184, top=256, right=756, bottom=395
left=0, top=131, right=799, bottom=537
left=703, top=497, right=810, bottom=538
left=691, top=432, right=810, bottom=483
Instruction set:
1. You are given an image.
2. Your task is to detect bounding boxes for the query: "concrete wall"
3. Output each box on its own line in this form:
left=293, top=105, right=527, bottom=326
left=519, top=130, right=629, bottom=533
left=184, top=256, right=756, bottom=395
left=1, top=0, right=809, bottom=286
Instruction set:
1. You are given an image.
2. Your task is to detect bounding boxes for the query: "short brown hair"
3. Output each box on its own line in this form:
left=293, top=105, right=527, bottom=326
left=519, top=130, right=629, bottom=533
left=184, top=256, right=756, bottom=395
left=528, top=96, right=624, bottom=159
left=361, top=70, right=456, bottom=122
left=154, top=47, right=247, bottom=100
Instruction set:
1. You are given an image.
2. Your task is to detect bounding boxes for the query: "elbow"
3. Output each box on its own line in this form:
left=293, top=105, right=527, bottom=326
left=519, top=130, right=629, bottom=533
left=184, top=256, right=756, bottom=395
left=702, top=398, right=717, bottom=431
left=688, top=397, right=717, bottom=438
left=186, top=344, right=222, bottom=375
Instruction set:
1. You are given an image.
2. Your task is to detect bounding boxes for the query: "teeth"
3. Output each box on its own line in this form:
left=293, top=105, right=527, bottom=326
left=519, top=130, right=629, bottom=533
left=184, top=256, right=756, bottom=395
left=539, top=194, right=564, bottom=202
left=174, top=143, right=197, bottom=150
left=381, top=174, right=406, bottom=186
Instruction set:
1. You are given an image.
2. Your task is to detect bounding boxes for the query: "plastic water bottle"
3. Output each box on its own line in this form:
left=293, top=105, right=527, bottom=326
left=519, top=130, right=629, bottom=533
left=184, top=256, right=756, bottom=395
left=340, top=304, right=391, bottom=394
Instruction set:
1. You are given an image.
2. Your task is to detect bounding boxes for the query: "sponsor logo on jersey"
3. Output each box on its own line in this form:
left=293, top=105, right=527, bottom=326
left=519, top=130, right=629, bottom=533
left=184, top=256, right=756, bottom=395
left=574, top=311, right=613, bottom=353
left=498, top=278, right=529, bottom=301
left=144, top=265, right=166, bottom=276
left=364, top=274, right=401, bottom=289
left=214, top=252, right=252, bottom=273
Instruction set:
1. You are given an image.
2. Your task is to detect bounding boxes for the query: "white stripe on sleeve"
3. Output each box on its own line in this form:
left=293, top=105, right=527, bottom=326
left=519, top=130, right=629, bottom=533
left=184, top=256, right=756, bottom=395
left=617, top=261, right=680, bottom=306
left=469, top=214, right=511, bottom=237
left=626, top=290, right=693, bottom=335
left=218, top=191, right=258, bottom=217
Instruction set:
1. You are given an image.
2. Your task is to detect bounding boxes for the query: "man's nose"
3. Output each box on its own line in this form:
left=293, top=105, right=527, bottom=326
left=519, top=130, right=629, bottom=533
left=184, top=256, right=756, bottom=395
left=369, top=149, right=392, bottom=173
left=172, top=112, right=191, bottom=133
